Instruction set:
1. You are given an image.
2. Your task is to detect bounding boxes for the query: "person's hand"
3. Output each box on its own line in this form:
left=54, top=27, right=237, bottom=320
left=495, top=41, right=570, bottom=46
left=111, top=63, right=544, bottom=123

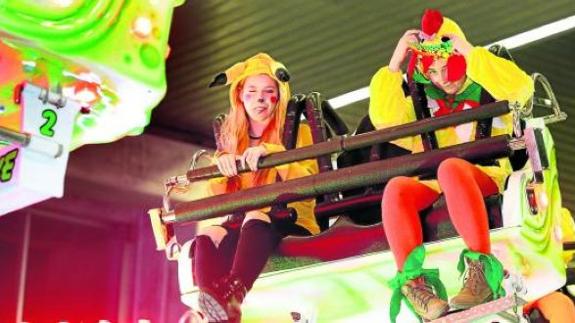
left=241, top=145, right=268, bottom=171
left=215, top=153, right=239, bottom=177
left=389, top=29, right=420, bottom=72
left=445, top=33, right=473, bottom=56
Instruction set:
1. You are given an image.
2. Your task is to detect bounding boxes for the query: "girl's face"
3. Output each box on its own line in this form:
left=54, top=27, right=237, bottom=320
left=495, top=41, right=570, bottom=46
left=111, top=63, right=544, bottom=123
left=240, top=74, right=279, bottom=124
left=425, top=58, right=466, bottom=95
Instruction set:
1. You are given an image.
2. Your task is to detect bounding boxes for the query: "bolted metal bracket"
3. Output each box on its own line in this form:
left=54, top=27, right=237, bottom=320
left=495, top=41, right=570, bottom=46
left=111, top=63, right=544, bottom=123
left=38, top=84, right=67, bottom=109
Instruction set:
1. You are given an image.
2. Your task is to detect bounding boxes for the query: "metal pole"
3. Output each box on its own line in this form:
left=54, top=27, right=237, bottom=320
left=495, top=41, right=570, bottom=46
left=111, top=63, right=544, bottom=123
left=0, top=126, right=30, bottom=146
left=0, top=126, right=63, bottom=158
left=185, top=101, right=510, bottom=182
left=166, top=135, right=512, bottom=224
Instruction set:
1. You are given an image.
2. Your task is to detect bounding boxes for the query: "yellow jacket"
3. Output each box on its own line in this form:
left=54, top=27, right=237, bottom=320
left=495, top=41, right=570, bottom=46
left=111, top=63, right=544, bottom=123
left=210, top=123, right=320, bottom=234
left=369, top=47, right=534, bottom=191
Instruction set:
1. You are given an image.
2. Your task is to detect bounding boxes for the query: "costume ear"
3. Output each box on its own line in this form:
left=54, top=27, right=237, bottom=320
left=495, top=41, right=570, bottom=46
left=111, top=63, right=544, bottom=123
left=447, top=54, right=466, bottom=82
left=270, top=58, right=290, bottom=83
left=208, top=72, right=227, bottom=88
left=209, top=61, right=247, bottom=88
left=275, top=68, right=290, bottom=82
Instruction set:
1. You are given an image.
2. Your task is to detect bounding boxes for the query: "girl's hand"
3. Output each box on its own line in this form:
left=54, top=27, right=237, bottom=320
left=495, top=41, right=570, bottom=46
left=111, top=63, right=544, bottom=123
left=215, top=153, right=239, bottom=177
left=241, top=146, right=268, bottom=171
left=389, top=29, right=420, bottom=72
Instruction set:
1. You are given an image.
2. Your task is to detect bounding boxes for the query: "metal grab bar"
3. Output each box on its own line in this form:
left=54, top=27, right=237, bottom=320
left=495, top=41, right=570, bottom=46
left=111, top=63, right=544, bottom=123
left=164, top=135, right=513, bottom=224
left=526, top=73, right=567, bottom=124
left=182, top=100, right=510, bottom=183
left=0, top=126, right=63, bottom=158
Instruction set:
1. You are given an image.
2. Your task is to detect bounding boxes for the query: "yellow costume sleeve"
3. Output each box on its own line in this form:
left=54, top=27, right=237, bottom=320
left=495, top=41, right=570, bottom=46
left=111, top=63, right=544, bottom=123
left=368, top=66, right=417, bottom=150
left=208, top=176, right=228, bottom=196
left=467, top=47, right=534, bottom=107
left=261, top=123, right=319, bottom=180
left=262, top=123, right=320, bottom=234
left=467, top=47, right=534, bottom=190
left=369, top=66, right=415, bottom=128
left=207, top=151, right=229, bottom=196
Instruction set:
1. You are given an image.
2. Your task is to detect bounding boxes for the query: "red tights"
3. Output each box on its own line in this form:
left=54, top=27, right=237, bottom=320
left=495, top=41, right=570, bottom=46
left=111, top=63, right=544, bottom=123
left=382, top=158, right=499, bottom=270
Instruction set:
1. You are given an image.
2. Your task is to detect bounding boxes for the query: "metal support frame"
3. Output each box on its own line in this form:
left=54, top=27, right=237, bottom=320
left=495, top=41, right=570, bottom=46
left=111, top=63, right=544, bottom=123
left=183, top=101, right=510, bottom=183
left=165, top=135, right=512, bottom=224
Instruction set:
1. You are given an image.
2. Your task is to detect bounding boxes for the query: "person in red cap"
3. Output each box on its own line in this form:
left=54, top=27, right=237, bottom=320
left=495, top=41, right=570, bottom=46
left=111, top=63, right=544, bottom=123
left=369, top=9, right=534, bottom=321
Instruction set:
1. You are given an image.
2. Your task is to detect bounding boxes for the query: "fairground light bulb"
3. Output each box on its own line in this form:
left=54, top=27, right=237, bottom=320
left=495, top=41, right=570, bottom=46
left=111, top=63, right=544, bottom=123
left=74, top=82, right=100, bottom=105
left=537, top=188, right=549, bottom=211
left=132, top=16, right=153, bottom=38
left=52, top=0, right=75, bottom=7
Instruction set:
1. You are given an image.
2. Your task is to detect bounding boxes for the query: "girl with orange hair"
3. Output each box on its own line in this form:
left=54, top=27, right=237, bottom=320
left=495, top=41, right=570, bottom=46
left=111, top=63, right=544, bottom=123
left=193, top=53, right=319, bottom=322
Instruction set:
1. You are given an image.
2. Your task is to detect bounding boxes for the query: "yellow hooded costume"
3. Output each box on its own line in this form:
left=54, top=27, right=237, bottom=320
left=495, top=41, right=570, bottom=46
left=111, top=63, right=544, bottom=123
left=368, top=9, right=534, bottom=192
left=209, top=53, right=320, bottom=235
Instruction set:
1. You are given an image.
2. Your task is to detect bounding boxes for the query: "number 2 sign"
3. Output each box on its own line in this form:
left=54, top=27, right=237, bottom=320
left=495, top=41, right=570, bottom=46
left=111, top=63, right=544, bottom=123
left=0, top=83, right=80, bottom=215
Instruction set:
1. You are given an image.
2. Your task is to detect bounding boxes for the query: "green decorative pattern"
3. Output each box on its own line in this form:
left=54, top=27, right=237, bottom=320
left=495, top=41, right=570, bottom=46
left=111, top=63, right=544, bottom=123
left=518, top=118, right=565, bottom=275
left=0, top=0, right=182, bottom=149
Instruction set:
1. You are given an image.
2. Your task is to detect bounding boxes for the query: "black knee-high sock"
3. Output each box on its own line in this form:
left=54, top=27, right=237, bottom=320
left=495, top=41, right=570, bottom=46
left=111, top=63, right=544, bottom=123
left=230, top=219, right=281, bottom=290
left=217, top=229, right=240, bottom=276
left=193, top=235, right=227, bottom=289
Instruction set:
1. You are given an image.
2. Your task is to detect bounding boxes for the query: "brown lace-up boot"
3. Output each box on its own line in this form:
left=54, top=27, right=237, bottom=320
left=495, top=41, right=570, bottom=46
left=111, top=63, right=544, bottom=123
left=401, top=277, right=449, bottom=320
left=450, top=259, right=494, bottom=310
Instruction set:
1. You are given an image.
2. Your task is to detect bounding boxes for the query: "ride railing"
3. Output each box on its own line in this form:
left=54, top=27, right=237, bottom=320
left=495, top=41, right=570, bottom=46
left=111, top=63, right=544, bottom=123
left=149, top=69, right=568, bottom=251
left=149, top=100, right=526, bottom=249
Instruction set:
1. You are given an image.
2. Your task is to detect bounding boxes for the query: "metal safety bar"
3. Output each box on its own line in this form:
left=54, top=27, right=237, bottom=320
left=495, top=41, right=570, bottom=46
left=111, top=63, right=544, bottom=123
left=182, top=100, right=510, bottom=183
left=0, top=126, right=63, bottom=158
left=163, top=135, right=514, bottom=224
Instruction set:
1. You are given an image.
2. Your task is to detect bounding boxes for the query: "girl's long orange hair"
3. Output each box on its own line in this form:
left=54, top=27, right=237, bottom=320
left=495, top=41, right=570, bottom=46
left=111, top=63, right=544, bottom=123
left=217, top=76, right=289, bottom=192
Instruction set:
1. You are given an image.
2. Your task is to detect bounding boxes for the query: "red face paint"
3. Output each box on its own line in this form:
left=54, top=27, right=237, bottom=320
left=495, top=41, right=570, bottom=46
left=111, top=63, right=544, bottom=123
left=270, top=96, right=278, bottom=104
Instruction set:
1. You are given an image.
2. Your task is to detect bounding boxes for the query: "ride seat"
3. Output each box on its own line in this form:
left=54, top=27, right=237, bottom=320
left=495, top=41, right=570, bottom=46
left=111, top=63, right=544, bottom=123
left=276, top=106, right=507, bottom=263
left=277, top=193, right=503, bottom=262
